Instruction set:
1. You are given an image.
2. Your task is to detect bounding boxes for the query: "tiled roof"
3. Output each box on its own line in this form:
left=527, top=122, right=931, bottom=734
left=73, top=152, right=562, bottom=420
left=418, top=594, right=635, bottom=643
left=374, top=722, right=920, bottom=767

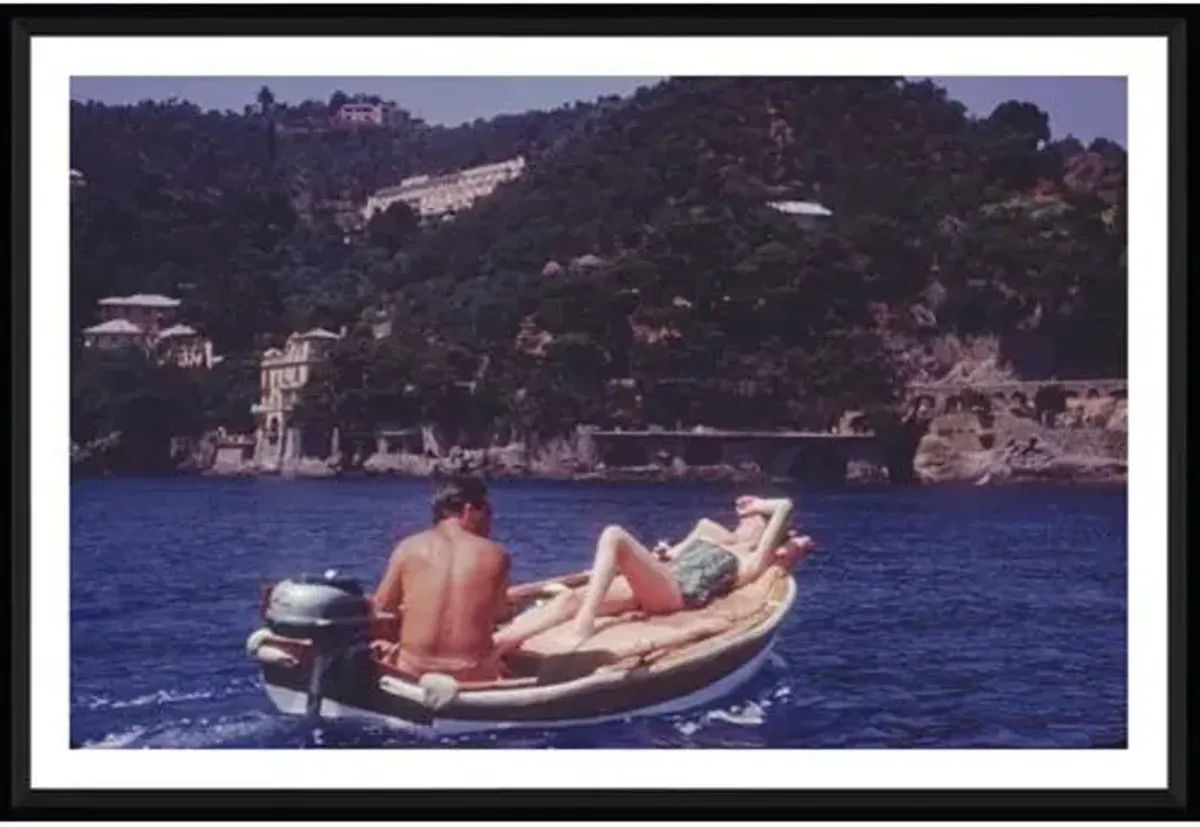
left=98, top=293, right=182, bottom=308
left=295, top=327, right=342, bottom=340
left=83, top=319, right=145, bottom=335
left=158, top=324, right=198, bottom=338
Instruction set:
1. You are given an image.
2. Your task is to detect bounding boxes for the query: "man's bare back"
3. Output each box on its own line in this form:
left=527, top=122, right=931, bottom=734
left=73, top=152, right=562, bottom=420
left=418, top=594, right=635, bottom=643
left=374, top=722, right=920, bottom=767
left=370, top=478, right=511, bottom=681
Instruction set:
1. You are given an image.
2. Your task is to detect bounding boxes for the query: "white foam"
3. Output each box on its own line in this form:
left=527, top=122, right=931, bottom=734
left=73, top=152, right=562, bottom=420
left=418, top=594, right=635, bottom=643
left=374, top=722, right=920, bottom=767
left=76, top=678, right=256, bottom=711
left=81, top=726, right=147, bottom=749
left=706, top=701, right=767, bottom=727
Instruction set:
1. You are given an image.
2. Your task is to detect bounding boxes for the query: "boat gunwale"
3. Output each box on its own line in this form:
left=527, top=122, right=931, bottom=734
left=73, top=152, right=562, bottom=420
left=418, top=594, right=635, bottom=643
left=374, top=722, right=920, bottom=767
left=261, top=637, right=778, bottom=735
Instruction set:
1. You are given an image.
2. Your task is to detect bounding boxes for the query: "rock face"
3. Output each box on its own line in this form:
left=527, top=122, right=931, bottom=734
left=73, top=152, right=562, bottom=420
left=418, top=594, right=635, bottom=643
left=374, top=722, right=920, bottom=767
left=361, top=442, right=534, bottom=479
left=353, top=433, right=776, bottom=483
left=73, top=388, right=1127, bottom=486
left=913, top=400, right=1127, bottom=485
left=846, top=459, right=889, bottom=484
left=71, top=432, right=123, bottom=473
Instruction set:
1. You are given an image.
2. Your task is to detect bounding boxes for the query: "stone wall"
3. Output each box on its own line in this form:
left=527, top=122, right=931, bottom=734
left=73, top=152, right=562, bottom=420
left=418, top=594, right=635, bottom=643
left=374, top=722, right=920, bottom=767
left=913, top=397, right=1127, bottom=485
left=907, top=378, right=1126, bottom=416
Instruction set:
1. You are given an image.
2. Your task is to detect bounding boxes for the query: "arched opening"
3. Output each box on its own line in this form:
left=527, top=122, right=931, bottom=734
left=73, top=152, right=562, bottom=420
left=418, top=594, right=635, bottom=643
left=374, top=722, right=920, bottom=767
left=300, top=425, right=331, bottom=457
left=847, top=413, right=871, bottom=434
left=1033, top=384, right=1068, bottom=428
left=784, top=444, right=845, bottom=483
left=683, top=438, right=723, bottom=466
left=599, top=438, right=649, bottom=468
left=870, top=410, right=929, bottom=485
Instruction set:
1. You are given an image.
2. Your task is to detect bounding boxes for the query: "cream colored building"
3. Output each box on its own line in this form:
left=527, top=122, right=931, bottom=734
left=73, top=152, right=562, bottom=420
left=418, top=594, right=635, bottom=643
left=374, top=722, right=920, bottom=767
left=251, top=328, right=342, bottom=467
left=361, top=157, right=526, bottom=223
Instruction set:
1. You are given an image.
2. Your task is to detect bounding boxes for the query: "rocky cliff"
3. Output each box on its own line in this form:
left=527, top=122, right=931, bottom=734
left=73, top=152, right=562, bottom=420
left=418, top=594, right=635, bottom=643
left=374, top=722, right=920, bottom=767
left=913, top=396, right=1127, bottom=485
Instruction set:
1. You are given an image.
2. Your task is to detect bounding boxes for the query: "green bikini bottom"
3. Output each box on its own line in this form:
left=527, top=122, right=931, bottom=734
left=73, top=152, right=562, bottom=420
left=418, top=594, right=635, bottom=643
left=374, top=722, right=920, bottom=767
left=667, top=541, right=740, bottom=608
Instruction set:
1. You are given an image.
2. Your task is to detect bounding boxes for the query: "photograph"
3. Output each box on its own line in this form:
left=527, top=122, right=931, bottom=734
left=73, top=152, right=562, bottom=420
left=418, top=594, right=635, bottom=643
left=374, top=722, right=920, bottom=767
left=67, top=70, right=1131, bottom=749
left=15, top=12, right=1184, bottom=814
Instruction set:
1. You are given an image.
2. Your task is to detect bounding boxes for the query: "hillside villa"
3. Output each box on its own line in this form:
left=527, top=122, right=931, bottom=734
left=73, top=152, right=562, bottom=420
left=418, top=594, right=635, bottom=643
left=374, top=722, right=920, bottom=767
left=81, top=293, right=222, bottom=369
left=332, top=102, right=395, bottom=129
left=250, top=328, right=343, bottom=468
left=361, top=156, right=526, bottom=224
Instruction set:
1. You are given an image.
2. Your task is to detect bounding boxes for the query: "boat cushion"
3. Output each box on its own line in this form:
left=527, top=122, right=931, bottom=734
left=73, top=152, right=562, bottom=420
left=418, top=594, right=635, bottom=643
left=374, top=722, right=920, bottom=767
left=517, top=564, right=788, bottom=666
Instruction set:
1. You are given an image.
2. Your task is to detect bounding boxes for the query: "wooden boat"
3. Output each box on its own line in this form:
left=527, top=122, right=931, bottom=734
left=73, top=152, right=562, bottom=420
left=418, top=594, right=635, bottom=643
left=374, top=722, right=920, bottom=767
left=247, top=560, right=798, bottom=736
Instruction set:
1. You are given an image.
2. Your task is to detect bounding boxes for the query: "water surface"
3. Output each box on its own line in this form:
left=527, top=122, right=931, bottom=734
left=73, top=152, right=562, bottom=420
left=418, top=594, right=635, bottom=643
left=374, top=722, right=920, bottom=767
left=70, top=478, right=1127, bottom=748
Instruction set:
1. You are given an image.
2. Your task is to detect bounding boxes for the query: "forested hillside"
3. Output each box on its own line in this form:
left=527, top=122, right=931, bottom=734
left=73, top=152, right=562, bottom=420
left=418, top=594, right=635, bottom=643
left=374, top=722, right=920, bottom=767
left=70, top=78, right=1126, bottom=461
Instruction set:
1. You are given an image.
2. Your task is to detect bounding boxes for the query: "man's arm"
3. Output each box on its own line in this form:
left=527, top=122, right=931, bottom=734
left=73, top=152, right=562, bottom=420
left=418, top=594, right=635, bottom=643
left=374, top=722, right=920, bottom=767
left=371, top=543, right=405, bottom=616
left=493, top=547, right=513, bottom=625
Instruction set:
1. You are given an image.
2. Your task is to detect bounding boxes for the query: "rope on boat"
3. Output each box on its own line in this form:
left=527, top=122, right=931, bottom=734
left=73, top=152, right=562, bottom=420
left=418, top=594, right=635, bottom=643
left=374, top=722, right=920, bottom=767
left=245, top=628, right=271, bottom=656
left=245, top=628, right=299, bottom=667
left=417, top=673, right=460, bottom=710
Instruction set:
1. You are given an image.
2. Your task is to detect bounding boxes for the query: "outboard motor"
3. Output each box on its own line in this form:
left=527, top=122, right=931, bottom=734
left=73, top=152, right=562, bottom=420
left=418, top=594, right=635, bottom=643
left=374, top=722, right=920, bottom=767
left=262, top=569, right=372, bottom=717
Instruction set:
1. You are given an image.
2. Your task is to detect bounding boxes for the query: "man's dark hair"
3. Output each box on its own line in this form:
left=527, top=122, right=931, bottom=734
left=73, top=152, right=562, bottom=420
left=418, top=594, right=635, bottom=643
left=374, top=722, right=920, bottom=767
left=431, top=476, right=489, bottom=523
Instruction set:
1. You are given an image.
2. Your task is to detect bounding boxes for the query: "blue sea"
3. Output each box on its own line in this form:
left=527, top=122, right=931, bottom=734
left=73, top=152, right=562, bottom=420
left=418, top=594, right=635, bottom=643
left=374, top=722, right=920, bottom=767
left=70, top=477, right=1127, bottom=749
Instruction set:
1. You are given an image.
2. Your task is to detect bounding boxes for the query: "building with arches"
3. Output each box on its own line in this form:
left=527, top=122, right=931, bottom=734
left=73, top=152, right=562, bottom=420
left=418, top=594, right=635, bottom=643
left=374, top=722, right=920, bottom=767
left=251, top=328, right=343, bottom=468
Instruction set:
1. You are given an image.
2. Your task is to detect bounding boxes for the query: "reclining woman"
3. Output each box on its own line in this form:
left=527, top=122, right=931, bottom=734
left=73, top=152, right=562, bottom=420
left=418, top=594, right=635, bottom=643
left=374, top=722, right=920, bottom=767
left=495, top=495, right=814, bottom=653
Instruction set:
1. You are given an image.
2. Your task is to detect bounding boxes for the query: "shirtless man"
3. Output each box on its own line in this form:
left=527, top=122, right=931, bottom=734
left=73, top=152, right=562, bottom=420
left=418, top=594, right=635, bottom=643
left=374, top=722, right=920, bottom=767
left=494, top=495, right=814, bottom=653
left=370, top=477, right=512, bottom=681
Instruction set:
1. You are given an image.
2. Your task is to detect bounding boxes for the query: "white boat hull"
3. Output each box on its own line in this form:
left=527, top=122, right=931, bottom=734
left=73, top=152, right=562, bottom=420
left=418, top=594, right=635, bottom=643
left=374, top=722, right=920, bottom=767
left=261, top=634, right=777, bottom=737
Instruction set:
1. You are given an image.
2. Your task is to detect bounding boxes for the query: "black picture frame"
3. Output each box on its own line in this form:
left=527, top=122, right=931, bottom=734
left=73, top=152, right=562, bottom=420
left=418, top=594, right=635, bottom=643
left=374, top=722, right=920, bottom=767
left=9, top=4, right=1190, bottom=819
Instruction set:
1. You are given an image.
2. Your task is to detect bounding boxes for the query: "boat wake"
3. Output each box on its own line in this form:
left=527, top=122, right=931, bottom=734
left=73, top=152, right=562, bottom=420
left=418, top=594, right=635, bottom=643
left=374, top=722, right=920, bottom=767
left=79, top=688, right=216, bottom=711
left=79, top=711, right=310, bottom=749
left=75, top=646, right=805, bottom=749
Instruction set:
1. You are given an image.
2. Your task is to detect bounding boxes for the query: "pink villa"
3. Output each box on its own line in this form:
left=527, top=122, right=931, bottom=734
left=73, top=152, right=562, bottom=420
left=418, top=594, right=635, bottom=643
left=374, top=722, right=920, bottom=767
left=95, top=293, right=181, bottom=335
left=332, top=103, right=393, bottom=128
left=79, top=317, right=154, bottom=351
left=81, top=293, right=221, bottom=369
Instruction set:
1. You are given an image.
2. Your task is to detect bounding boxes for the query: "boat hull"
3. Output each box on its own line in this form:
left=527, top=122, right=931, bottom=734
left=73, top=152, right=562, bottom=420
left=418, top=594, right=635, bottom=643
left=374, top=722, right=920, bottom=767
left=253, top=569, right=797, bottom=736
left=260, top=634, right=777, bottom=736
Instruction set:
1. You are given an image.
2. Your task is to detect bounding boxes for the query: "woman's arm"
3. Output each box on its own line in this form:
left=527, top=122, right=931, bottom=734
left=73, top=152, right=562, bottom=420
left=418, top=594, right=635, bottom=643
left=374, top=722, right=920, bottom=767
left=738, top=498, right=795, bottom=583
left=752, top=498, right=794, bottom=555
left=660, top=518, right=738, bottom=560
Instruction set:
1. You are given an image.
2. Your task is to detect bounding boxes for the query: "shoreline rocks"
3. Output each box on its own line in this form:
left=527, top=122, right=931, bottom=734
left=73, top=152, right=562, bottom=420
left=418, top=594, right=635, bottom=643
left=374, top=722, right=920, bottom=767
left=912, top=403, right=1127, bottom=486
left=73, top=394, right=1128, bottom=487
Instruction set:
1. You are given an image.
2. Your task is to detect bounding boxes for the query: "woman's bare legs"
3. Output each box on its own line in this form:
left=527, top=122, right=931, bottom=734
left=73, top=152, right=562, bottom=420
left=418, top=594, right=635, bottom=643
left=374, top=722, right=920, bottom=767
left=565, top=525, right=684, bottom=648
left=493, top=589, right=578, bottom=656
left=494, top=577, right=642, bottom=656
